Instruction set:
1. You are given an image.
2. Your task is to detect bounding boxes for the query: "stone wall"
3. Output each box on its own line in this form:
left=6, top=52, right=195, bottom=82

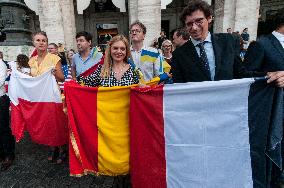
left=214, top=0, right=260, bottom=41
left=0, top=46, right=34, bottom=61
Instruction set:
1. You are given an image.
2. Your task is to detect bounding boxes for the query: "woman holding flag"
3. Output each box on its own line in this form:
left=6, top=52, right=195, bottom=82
left=76, top=35, right=137, bottom=187
left=27, top=31, right=67, bottom=163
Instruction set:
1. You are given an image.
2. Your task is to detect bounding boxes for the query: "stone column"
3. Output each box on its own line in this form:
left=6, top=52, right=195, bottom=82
left=234, top=0, right=260, bottom=40
left=213, top=0, right=236, bottom=33
left=128, top=0, right=161, bottom=46
left=38, top=0, right=65, bottom=44
left=59, top=0, right=76, bottom=50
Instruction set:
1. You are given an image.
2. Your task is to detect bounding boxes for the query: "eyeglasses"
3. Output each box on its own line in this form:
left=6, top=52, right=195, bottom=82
left=185, top=17, right=206, bottom=29
left=163, top=45, right=172, bottom=48
left=129, top=29, right=142, bottom=34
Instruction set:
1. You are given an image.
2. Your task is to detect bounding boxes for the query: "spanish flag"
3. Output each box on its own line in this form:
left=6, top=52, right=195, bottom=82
left=65, top=81, right=131, bottom=176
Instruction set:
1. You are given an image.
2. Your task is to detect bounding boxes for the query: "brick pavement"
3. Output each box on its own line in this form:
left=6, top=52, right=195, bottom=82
left=0, top=135, right=115, bottom=188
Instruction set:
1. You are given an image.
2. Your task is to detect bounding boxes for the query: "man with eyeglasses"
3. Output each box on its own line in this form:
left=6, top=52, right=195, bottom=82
left=129, top=21, right=171, bottom=83
left=171, top=0, right=261, bottom=82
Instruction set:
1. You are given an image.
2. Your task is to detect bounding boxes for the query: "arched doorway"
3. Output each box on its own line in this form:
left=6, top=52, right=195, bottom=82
left=75, top=0, right=129, bottom=48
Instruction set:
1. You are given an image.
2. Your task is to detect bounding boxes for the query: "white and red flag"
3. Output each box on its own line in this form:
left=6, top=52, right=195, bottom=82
left=130, top=78, right=254, bottom=188
left=8, top=68, right=68, bottom=146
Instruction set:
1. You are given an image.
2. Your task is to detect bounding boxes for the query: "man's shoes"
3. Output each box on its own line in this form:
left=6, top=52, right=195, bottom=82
left=1, top=157, right=14, bottom=171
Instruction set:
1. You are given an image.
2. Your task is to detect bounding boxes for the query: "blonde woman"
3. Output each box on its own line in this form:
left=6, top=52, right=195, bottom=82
left=77, top=35, right=139, bottom=87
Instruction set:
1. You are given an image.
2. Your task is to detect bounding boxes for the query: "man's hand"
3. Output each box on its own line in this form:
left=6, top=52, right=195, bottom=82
left=267, top=71, right=284, bottom=87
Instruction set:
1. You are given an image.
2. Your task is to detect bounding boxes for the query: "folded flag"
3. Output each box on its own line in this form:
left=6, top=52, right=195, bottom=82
left=130, top=78, right=255, bottom=188
left=8, top=68, right=68, bottom=146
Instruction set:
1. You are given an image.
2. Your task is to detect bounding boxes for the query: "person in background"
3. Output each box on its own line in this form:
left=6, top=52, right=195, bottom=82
left=64, top=49, right=75, bottom=84
left=158, top=30, right=167, bottom=49
left=172, top=27, right=190, bottom=49
left=129, top=21, right=171, bottom=83
left=0, top=51, right=15, bottom=171
left=16, top=54, right=31, bottom=75
left=71, top=31, right=103, bottom=79
left=48, top=43, right=69, bottom=92
left=161, top=40, right=173, bottom=65
left=241, top=28, right=250, bottom=50
left=227, top=27, right=233, bottom=34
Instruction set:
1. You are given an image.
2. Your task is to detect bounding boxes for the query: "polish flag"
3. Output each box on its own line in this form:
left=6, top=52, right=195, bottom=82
left=130, top=78, right=255, bottom=188
left=8, top=68, right=68, bottom=146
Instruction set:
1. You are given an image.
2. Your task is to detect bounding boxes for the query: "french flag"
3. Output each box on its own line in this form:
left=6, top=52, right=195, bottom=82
left=130, top=78, right=255, bottom=188
left=8, top=68, right=68, bottom=146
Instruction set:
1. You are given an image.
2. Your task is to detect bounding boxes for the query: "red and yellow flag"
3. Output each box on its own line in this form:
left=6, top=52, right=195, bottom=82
left=65, top=81, right=131, bottom=176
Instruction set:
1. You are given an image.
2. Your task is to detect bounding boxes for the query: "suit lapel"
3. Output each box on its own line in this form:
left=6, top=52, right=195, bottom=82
left=269, top=34, right=284, bottom=61
left=211, top=34, right=222, bottom=80
left=188, top=40, right=211, bottom=80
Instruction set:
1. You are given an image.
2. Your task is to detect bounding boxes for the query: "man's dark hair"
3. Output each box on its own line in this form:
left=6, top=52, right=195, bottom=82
left=274, top=12, right=284, bottom=30
left=180, top=0, right=213, bottom=25
left=0, top=51, right=3, bottom=59
left=75, top=31, right=92, bottom=42
left=130, top=20, right=147, bottom=34
left=174, top=27, right=190, bottom=40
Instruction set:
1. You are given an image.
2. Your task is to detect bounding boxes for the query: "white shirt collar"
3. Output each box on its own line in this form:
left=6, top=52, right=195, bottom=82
left=191, top=32, right=212, bottom=47
left=272, top=31, right=284, bottom=43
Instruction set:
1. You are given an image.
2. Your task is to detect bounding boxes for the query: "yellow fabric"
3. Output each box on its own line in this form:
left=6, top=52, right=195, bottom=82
left=163, top=61, right=171, bottom=73
left=140, top=55, right=157, bottom=63
left=29, top=53, right=61, bottom=76
left=97, top=86, right=131, bottom=175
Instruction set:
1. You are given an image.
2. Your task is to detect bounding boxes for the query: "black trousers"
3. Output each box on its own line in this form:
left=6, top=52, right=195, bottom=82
left=0, top=95, right=15, bottom=159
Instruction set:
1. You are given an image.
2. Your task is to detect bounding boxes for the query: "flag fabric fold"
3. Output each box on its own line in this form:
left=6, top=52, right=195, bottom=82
left=130, top=78, right=255, bottom=188
left=8, top=68, right=68, bottom=146
left=65, top=81, right=131, bottom=176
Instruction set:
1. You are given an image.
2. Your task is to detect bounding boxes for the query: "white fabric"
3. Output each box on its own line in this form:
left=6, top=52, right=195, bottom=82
left=0, top=60, right=7, bottom=97
left=164, top=78, right=254, bottom=188
left=272, top=31, right=284, bottom=48
left=8, top=68, right=61, bottom=105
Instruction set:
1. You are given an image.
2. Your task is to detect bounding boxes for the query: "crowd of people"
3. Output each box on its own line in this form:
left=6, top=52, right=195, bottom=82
left=0, top=0, right=284, bottom=187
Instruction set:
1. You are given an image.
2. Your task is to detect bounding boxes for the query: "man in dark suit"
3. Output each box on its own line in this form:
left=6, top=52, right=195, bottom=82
left=171, top=0, right=264, bottom=82
left=244, top=13, right=284, bottom=187
left=244, top=14, right=284, bottom=86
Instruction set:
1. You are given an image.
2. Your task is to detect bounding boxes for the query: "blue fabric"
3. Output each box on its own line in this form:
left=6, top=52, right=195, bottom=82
left=72, top=48, right=103, bottom=76
left=62, top=64, right=69, bottom=79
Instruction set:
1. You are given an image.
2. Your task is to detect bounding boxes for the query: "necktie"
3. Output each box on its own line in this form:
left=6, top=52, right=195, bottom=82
left=197, top=42, right=211, bottom=79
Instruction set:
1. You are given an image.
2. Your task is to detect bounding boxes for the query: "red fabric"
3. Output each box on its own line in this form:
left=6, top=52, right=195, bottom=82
left=30, top=48, right=38, bottom=58
left=10, top=103, right=26, bottom=142
left=79, top=56, right=104, bottom=78
left=130, top=85, right=166, bottom=188
left=11, top=99, right=68, bottom=146
left=64, top=81, right=99, bottom=175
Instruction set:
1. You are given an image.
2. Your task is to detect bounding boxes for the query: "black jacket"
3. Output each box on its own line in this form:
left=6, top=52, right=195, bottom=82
left=171, top=33, right=263, bottom=82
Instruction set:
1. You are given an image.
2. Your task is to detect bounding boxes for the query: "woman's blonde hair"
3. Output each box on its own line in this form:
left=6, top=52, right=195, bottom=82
left=101, top=35, right=131, bottom=77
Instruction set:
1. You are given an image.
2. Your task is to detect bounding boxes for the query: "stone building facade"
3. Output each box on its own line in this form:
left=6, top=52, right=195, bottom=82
left=0, top=0, right=283, bottom=60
